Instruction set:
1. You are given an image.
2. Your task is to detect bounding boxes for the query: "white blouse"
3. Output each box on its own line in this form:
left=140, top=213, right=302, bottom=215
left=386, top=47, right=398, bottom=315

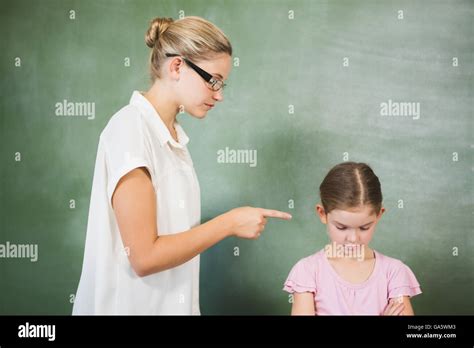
left=73, top=91, right=201, bottom=315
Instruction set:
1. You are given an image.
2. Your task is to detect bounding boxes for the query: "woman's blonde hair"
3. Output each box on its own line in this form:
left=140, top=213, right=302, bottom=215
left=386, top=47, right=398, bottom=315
left=145, top=16, right=232, bottom=81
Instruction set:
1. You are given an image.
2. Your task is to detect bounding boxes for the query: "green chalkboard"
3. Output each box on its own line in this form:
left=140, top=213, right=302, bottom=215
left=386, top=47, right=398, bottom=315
left=1, top=0, right=473, bottom=315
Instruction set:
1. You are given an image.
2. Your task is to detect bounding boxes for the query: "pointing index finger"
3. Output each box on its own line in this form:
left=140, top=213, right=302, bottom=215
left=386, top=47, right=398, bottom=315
left=260, top=209, right=292, bottom=220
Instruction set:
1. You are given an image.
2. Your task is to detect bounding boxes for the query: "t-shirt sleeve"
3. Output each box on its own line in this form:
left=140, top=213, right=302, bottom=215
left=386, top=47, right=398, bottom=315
left=101, top=111, right=154, bottom=204
left=388, top=261, right=422, bottom=299
left=283, top=256, right=317, bottom=294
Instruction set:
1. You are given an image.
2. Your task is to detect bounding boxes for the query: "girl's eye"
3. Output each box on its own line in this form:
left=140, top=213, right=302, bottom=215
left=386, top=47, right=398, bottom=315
left=336, top=226, right=369, bottom=231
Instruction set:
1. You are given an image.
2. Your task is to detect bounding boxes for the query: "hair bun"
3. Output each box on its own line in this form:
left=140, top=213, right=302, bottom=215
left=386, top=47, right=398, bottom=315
left=145, top=17, right=174, bottom=48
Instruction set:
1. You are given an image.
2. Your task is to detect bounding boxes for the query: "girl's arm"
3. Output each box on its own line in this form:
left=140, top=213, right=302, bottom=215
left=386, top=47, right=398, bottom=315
left=400, top=296, right=415, bottom=315
left=291, top=293, right=316, bottom=315
left=383, top=296, right=415, bottom=315
left=112, top=167, right=291, bottom=277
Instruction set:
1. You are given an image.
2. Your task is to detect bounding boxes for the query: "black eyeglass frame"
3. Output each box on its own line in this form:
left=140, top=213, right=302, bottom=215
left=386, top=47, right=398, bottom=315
left=165, top=53, right=226, bottom=91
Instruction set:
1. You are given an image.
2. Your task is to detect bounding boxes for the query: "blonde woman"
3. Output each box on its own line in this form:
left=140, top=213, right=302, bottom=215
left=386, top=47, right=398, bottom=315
left=72, top=16, right=291, bottom=315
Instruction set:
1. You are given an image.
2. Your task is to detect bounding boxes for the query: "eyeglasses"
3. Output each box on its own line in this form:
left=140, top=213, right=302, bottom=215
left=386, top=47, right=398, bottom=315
left=165, top=53, right=226, bottom=92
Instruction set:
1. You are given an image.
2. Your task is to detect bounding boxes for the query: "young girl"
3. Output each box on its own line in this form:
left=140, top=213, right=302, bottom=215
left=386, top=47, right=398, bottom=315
left=73, top=16, right=291, bottom=315
left=283, top=162, right=421, bottom=315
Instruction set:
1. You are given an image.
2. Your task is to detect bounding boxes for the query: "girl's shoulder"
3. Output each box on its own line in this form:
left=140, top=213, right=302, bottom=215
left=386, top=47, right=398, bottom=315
left=374, top=250, right=422, bottom=297
left=374, top=250, right=414, bottom=277
left=291, top=249, right=327, bottom=271
left=283, top=250, right=326, bottom=293
left=375, top=250, right=404, bottom=265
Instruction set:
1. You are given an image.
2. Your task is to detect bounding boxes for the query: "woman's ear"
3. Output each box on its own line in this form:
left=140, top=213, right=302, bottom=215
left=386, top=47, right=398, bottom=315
left=315, top=204, right=328, bottom=224
left=168, top=57, right=184, bottom=81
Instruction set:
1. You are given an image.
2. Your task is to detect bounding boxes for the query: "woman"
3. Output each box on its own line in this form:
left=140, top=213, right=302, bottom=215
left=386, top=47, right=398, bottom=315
left=72, top=16, right=291, bottom=315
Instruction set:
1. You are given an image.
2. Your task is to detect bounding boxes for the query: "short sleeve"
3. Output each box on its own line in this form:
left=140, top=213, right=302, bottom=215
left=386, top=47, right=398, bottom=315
left=388, top=261, right=422, bottom=299
left=283, top=256, right=317, bottom=294
left=101, top=110, right=154, bottom=204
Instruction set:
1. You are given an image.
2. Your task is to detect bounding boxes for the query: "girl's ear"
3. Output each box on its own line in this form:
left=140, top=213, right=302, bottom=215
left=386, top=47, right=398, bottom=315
left=377, top=207, right=386, bottom=220
left=315, top=204, right=328, bottom=224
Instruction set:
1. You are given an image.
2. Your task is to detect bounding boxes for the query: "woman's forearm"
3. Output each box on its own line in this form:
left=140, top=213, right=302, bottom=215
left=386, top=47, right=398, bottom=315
left=136, top=213, right=232, bottom=276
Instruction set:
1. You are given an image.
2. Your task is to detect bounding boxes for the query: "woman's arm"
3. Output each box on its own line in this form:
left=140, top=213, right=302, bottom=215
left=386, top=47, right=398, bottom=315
left=112, top=167, right=291, bottom=277
left=291, top=293, right=316, bottom=315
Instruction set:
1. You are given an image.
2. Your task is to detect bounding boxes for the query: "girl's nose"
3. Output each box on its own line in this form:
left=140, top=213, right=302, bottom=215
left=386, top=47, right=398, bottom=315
left=347, top=229, right=358, bottom=242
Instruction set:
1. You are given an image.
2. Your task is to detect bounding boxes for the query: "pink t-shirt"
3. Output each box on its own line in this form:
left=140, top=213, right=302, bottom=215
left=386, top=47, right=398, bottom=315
left=283, top=249, right=422, bottom=315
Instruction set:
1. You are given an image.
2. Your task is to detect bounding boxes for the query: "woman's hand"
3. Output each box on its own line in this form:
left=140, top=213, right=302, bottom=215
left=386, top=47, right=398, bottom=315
left=224, top=206, right=292, bottom=239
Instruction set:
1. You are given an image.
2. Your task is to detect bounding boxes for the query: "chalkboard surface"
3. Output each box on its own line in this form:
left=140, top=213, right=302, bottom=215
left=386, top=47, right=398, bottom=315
left=1, top=0, right=472, bottom=314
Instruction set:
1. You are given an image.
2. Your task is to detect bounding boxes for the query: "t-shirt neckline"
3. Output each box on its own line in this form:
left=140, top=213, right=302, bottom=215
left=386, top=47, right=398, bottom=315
left=321, top=248, right=380, bottom=289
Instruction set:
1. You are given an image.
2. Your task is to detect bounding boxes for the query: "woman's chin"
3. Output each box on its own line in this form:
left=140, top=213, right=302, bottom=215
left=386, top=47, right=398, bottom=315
left=188, top=110, right=208, bottom=119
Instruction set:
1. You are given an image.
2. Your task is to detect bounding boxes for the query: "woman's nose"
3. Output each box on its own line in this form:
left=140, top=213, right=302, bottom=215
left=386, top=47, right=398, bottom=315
left=213, top=89, right=224, bottom=102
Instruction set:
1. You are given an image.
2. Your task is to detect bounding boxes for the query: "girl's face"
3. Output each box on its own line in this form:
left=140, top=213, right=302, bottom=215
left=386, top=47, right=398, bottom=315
left=176, top=53, right=232, bottom=118
left=316, top=204, right=385, bottom=252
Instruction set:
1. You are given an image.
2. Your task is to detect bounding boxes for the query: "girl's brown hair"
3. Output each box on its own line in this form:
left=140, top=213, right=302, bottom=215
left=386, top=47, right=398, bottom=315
left=145, top=16, right=232, bottom=81
left=319, top=162, right=383, bottom=215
